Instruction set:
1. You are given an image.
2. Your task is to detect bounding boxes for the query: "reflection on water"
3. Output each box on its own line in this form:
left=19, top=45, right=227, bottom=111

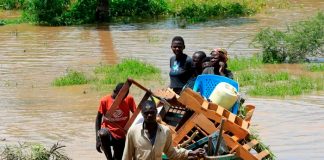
left=0, top=0, right=324, bottom=159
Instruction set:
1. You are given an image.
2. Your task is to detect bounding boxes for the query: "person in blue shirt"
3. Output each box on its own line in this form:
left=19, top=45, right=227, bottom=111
left=169, top=36, right=193, bottom=94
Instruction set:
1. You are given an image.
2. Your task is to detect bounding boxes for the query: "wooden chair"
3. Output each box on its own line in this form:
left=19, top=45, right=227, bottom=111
left=177, top=88, right=250, bottom=141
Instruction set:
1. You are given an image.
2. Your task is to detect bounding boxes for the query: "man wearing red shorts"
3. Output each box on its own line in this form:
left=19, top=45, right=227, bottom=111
left=95, top=83, right=136, bottom=160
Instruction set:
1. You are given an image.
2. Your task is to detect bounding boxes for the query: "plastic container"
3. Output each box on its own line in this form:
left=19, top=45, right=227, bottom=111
left=209, top=82, right=238, bottom=110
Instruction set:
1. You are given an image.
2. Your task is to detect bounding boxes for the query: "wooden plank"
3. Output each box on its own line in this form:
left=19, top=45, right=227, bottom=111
left=208, top=103, right=218, bottom=111
left=107, top=80, right=132, bottom=116
left=236, top=146, right=257, bottom=160
left=241, top=121, right=249, bottom=130
left=244, top=104, right=255, bottom=123
left=216, top=106, right=225, bottom=115
left=182, top=88, right=205, bottom=104
left=223, top=134, right=268, bottom=160
left=193, top=114, right=218, bottom=134
left=255, top=150, right=270, bottom=160
left=173, top=113, right=198, bottom=145
left=243, top=139, right=258, bottom=150
left=124, top=91, right=151, bottom=130
left=178, top=90, right=204, bottom=113
left=202, top=100, right=209, bottom=110
left=227, top=113, right=236, bottom=123
left=128, top=78, right=150, bottom=93
left=178, top=89, right=249, bottom=140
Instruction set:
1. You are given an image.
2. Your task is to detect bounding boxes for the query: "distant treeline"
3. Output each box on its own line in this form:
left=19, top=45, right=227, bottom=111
left=0, top=0, right=269, bottom=25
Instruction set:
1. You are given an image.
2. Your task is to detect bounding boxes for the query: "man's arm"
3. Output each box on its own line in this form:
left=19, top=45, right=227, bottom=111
left=95, top=112, right=103, bottom=153
left=163, top=129, right=190, bottom=160
left=122, top=128, right=135, bottom=160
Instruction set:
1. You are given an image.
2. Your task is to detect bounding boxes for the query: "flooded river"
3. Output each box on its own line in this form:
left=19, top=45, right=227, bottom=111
left=0, top=0, right=323, bottom=159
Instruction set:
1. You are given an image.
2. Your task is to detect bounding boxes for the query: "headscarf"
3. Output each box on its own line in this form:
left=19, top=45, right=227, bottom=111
left=213, top=48, right=228, bottom=62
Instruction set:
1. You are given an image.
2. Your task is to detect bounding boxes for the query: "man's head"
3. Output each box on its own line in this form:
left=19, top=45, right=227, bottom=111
left=141, top=99, right=157, bottom=124
left=171, top=36, right=185, bottom=58
left=112, top=82, right=129, bottom=99
left=202, top=56, right=211, bottom=70
left=210, top=48, right=227, bottom=67
left=192, top=51, right=206, bottom=71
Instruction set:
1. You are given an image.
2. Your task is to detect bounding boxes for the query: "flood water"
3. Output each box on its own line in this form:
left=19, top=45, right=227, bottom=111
left=1, top=0, right=324, bottom=159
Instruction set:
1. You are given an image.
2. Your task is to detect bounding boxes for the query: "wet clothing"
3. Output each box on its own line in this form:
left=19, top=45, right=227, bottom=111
left=202, top=67, right=234, bottom=79
left=98, top=95, right=137, bottom=139
left=169, top=54, right=193, bottom=93
left=122, top=123, right=190, bottom=160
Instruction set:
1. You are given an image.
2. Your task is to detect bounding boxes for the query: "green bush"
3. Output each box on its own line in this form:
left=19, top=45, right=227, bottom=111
left=253, top=12, right=324, bottom=63
left=53, top=69, right=88, bottom=86
left=110, top=0, right=169, bottom=17
left=0, top=142, right=70, bottom=160
left=167, top=0, right=266, bottom=22
left=23, top=0, right=70, bottom=25
left=0, top=0, right=26, bottom=9
left=61, top=0, right=97, bottom=25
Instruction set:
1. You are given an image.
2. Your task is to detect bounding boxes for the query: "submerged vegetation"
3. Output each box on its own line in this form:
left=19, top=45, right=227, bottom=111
left=94, top=59, right=161, bottom=85
left=228, top=56, right=324, bottom=97
left=0, top=142, right=70, bottom=160
left=0, top=0, right=276, bottom=25
left=52, top=59, right=161, bottom=90
left=304, top=63, right=324, bottom=72
left=53, top=69, right=88, bottom=86
left=253, top=12, right=324, bottom=63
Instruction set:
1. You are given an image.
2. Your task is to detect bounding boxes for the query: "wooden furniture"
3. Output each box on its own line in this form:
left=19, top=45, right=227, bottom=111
left=177, top=88, right=250, bottom=141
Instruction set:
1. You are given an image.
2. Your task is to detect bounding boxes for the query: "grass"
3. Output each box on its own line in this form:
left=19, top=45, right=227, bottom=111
left=229, top=56, right=323, bottom=97
left=0, top=142, right=71, bottom=160
left=304, top=63, right=324, bottom=72
left=93, top=59, right=161, bottom=89
left=249, top=128, right=276, bottom=160
left=52, top=69, right=88, bottom=86
left=52, top=59, right=162, bottom=90
left=227, top=55, right=263, bottom=72
left=248, top=77, right=323, bottom=96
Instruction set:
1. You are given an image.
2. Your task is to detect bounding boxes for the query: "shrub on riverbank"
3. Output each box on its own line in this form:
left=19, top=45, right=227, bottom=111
left=168, top=0, right=266, bottom=22
left=0, top=0, right=25, bottom=10
left=253, top=12, right=324, bottom=63
left=0, top=142, right=70, bottom=160
left=110, top=0, right=168, bottom=17
left=2, top=0, right=271, bottom=25
left=22, top=0, right=69, bottom=25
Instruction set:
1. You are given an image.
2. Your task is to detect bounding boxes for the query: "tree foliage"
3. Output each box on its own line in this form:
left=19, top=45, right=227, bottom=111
left=253, top=12, right=324, bottom=63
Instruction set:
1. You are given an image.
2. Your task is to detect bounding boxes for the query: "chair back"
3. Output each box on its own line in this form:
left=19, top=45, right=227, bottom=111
left=192, top=75, right=239, bottom=114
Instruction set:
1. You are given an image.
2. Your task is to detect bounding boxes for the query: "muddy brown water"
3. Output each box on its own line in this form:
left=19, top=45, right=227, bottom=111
left=1, top=1, right=324, bottom=159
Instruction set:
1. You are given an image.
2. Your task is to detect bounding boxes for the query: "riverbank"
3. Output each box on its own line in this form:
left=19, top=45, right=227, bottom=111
left=1, top=0, right=324, bottom=159
left=0, top=0, right=287, bottom=25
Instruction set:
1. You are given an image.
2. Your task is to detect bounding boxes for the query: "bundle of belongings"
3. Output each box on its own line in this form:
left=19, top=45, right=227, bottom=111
left=112, top=75, right=270, bottom=160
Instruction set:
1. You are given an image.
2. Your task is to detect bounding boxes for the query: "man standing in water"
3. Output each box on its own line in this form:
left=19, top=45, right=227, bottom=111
left=169, top=36, right=193, bottom=94
left=95, top=83, right=137, bottom=160
left=122, top=99, right=205, bottom=160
